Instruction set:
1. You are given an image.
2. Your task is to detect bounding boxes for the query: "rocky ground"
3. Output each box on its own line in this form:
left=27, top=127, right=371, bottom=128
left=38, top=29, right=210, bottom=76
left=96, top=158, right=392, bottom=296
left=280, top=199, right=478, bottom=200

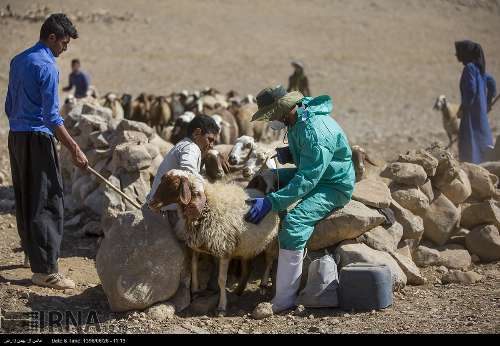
left=1, top=0, right=500, bottom=334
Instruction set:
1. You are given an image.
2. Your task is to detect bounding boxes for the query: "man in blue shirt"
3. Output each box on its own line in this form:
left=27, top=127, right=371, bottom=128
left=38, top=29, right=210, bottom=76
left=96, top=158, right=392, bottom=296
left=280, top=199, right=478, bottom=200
left=62, top=58, right=90, bottom=98
left=5, top=13, right=89, bottom=290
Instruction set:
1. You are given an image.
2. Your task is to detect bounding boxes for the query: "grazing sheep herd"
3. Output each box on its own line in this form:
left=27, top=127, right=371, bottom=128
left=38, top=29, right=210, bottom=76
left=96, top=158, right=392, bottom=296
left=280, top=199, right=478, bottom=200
left=62, top=88, right=376, bottom=185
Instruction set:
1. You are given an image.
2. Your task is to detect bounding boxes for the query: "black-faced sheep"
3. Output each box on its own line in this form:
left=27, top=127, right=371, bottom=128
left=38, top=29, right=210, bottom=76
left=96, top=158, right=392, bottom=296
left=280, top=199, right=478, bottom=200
left=433, top=95, right=460, bottom=149
left=120, top=93, right=133, bottom=119
left=148, top=169, right=280, bottom=316
left=131, top=93, right=152, bottom=124
left=170, top=111, right=196, bottom=144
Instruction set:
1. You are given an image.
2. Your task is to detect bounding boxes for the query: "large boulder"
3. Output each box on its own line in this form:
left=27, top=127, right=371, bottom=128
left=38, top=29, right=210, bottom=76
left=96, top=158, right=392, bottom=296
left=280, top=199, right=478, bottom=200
left=351, top=178, right=392, bottom=208
left=96, top=208, right=186, bottom=312
left=429, top=149, right=461, bottom=189
left=441, top=270, right=483, bottom=285
left=419, top=179, right=435, bottom=203
left=390, top=184, right=429, bottom=215
left=479, top=161, right=500, bottom=181
left=437, top=244, right=471, bottom=270
left=396, top=240, right=414, bottom=258
left=89, top=131, right=111, bottom=149
left=117, top=119, right=155, bottom=139
left=86, top=148, right=113, bottom=167
left=358, top=222, right=403, bottom=253
left=307, top=200, right=385, bottom=251
left=398, top=149, right=438, bottom=177
left=461, top=200, right=500, bottom=230
left=461, top=162, right=499, bottom=201
left=72, top=175, right=94, bottom=203
left=381, top=163, right=427, bottom=187
left=76, top=114, right=109, bottom=150
left=112, top=143, right=152, bottom=173
left=448, top=228, right=470, bottom=246
left=101, top=175, right=127, bottom=233
left=144, top=143, right=161, bottom=160
left=149, top=134, right=174, bottom=157
left=78, top=176, right=99, bottom=203
left=420, top=192, right=460, bottom=246
left=390, top=252, right=426, bottom=285
left=110, top=130, right=149, bottom=148
left=149, top=154, right=164, bottom=177
left=465, top=224, right=500, bottom=262
left=484, top=135, right=500, bottom=161
left=390, top=200, right=424, bottom=243
left=83, top=186, right=104, bottom=216
left=413, top=245, right=441, bottom=267
left=81, top=102, right=114, bottom=120
left=118, top=170, right=151, bottom=208
left=437, top=169, right=472, bottom=206
left=335, top=241, right=407, bottom=290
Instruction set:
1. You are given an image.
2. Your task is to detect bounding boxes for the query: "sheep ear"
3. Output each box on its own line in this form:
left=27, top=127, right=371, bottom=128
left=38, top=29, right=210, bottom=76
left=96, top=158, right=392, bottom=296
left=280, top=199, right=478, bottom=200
left=179, top=177, right=192, bottom=205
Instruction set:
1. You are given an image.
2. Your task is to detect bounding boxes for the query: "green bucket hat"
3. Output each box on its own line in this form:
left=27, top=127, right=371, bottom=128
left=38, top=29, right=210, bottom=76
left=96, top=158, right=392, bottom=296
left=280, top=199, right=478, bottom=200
left=251, top=85, right=304, bottom=122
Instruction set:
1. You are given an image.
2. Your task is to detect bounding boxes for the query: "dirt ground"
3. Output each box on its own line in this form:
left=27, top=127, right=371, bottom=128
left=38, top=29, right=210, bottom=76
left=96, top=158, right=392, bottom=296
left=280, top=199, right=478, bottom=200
left=1, top=0, right=500, bottom=334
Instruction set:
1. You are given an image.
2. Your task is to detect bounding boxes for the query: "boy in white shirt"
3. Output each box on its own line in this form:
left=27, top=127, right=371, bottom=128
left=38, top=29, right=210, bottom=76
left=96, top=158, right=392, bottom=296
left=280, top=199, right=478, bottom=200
left=147, top=114, right=219, bottom=239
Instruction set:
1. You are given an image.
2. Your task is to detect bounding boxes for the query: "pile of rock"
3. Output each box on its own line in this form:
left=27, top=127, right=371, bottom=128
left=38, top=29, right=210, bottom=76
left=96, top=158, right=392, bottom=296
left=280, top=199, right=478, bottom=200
left=61, top=100, right=173, bottom=235
left=306, top=143, right=500, bottom=291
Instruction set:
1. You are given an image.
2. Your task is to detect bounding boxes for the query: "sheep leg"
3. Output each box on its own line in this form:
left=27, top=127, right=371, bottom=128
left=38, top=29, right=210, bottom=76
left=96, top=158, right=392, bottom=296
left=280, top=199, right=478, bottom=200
left=216, top=258, right=230, bottom=317
left=191, top=250, right=200, bottom=294
left=233, top=259, right=250, bottom=296
left=260, top=249, right=275, bottom=295
left=445, top=132, right=453, bottom=149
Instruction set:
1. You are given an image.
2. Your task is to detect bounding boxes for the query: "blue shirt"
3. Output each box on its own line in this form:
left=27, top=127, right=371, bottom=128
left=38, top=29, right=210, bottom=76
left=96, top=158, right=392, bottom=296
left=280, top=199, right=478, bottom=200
left=4, top=41, right=64, bottom=135
left=67, top=70, right=90, bottom=98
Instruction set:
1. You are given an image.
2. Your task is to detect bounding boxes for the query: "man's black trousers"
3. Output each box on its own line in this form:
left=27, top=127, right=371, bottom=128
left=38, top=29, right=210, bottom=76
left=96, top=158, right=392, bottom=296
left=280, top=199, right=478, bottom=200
left=8, top=131, right=64, bottom=274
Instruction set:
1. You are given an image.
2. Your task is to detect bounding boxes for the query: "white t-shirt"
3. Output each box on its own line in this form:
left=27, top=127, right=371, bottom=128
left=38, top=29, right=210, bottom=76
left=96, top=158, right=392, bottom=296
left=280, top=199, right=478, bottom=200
left=147, top=137, right=204, bottom=210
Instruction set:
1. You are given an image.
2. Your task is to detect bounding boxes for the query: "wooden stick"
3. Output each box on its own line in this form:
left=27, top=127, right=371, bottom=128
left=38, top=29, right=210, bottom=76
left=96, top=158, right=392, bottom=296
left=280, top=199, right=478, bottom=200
left=86, top=166, right=142, bottom=210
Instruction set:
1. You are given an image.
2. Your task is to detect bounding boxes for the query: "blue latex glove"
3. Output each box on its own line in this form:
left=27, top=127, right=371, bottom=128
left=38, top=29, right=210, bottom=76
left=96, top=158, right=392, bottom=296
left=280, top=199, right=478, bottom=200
left=244, top=197, right=272, bottom=224
left=275, top=146, right=294, bottom=165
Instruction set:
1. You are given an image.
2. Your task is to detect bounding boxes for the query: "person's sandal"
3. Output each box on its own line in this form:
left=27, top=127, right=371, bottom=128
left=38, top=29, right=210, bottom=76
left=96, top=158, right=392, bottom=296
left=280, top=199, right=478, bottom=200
left=32, top=273, right=76, bottom=290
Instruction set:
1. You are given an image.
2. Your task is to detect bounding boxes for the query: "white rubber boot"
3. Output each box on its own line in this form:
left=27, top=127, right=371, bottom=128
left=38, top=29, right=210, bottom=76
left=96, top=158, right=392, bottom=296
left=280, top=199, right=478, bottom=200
left=252, top=248, right=303, bottom=319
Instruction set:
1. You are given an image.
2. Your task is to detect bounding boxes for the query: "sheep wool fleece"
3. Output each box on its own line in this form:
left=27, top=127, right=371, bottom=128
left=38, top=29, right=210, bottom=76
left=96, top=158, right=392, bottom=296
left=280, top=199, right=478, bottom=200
left=267, top=95, right=355, bottom=250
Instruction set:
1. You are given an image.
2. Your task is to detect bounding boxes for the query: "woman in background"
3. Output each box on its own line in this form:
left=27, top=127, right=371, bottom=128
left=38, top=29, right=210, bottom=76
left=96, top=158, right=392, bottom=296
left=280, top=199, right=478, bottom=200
left=455, top=40, right=497, bottom=164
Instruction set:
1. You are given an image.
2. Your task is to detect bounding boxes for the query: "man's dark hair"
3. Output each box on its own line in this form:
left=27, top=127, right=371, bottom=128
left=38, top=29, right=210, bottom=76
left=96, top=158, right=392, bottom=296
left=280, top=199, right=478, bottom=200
left=40, top=13, right=78, bottom=40
left=187, top=115, right=220, bottom=137
left=71, top=59, right=80, bottom=65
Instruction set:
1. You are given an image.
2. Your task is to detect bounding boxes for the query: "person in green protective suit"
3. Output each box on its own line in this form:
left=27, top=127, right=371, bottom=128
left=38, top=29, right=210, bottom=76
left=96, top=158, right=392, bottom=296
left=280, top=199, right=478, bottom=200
left=245, top=85, right=355, bottom=319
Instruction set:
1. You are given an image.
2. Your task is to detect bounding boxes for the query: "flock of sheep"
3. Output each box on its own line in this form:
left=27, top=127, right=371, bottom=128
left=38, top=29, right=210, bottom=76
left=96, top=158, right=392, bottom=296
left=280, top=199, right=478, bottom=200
left=61, top=88, right=373, bottom=187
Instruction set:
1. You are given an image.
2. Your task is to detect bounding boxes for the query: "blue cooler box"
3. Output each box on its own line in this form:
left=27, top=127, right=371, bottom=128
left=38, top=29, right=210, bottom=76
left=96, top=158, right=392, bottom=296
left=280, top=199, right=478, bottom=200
left=339, top=262, right=393, bottom=311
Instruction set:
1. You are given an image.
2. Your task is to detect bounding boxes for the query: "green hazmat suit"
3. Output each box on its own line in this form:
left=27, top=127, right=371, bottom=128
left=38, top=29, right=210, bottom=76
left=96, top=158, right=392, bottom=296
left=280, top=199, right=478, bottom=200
left=267, top=95, right=355, bottom=250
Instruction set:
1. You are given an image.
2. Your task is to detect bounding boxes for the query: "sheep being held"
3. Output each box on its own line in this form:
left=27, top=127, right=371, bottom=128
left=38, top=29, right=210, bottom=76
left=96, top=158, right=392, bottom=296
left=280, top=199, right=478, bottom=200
left=148, top=169, right=279, bottom=316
